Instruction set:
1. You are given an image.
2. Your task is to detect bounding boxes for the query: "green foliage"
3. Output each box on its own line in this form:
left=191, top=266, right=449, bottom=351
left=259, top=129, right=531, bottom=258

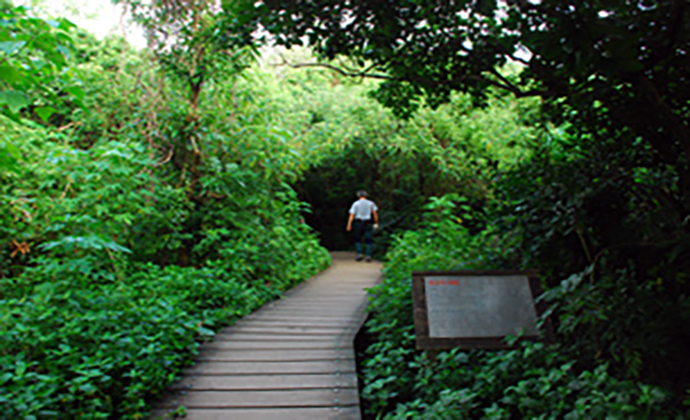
left=389, top=347, right=672, bottom=420
left=0, top=21, right=330, bottom=419
left=251, top=53, right=536, bottom=253
left=3, top=3, right=689, bottom=419
left=119, top=0, right=256, bottom=86
left=0, top=4, right=84, bottom=180
left=0, top=5, right=82, bottom=122
left=495, top=121, right=690, bottom=392
left=0, top=258, right=332, bottom=418
left=359, top=195, right=511, bottom=415
left=356, top=104, right=689, bottom=418
left=281, top=1, right=690, bottom=410
left=256, top=2, right=690, bottom=191
left=360, top=195, right=683, bottom=419
left=1, top=276, right=197, bottom=418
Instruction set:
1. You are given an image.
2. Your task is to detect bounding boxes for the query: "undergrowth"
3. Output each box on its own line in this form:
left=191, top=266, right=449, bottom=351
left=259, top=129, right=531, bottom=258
left=360, top=195, right=687, bottom=419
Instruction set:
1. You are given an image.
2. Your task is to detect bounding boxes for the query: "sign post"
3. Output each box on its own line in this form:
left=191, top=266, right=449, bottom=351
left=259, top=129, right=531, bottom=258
left=412, top=270, right=554, bottom=350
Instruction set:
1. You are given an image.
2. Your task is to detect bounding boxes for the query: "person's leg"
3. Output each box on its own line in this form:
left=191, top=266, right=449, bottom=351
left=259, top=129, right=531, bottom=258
left=353, top=220, right=364, bottom=260
left=364, top=223, right=373, bottom=261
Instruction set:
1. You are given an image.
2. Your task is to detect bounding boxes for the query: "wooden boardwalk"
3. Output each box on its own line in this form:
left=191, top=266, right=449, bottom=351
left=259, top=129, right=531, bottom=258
left=152, top=252, right=382, bottom=420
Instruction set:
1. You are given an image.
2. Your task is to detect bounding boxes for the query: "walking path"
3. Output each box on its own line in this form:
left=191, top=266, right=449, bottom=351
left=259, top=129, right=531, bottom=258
left=152, top=252, right=382, bottom=420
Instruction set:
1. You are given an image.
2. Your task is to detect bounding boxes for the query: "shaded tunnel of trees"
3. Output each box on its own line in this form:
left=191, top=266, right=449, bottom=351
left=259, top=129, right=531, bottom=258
left=294, top=138, right=487, bottom=256
left=3, top=0, right=690, bottom=417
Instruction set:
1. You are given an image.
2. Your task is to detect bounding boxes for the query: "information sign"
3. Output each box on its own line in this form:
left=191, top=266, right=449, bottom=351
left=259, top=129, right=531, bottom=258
left=412, top=270, right=553, bottom=350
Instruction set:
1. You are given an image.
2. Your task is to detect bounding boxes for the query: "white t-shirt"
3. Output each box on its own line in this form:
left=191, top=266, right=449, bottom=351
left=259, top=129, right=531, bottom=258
left=349, top=198, right=378, bottom=221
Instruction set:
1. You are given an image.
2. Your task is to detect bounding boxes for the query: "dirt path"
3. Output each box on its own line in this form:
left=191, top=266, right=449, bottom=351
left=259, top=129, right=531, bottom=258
left=152, top=252, right=382, bottom=420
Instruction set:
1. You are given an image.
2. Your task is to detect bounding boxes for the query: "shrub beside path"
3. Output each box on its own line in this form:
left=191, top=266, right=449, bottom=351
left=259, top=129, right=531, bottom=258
left=152, top=252, right=382, bottom=420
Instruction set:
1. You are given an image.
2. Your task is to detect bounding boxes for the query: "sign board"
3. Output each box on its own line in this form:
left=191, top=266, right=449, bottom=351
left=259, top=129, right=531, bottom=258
left=412, top=270, right=553, bottom=350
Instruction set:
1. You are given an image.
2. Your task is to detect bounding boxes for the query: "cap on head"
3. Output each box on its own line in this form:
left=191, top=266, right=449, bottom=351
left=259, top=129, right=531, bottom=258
left=356, top=190, right=368, bottom=197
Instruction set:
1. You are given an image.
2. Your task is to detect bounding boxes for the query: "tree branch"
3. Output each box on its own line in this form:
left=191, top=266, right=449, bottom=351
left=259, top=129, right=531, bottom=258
left=275, top=54, right=391, bottom=80
left=276, top=54, right=550, bottom=99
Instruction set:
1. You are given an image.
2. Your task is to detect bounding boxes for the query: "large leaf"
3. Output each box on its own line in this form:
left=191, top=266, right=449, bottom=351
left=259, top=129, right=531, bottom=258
left=0, top=138, right=20, bottom=172
left=0, top=63, right=24, bottom=84
left=0, top=90, right=30, bottom=113
left=0, top=40, right=26, bottom=55
left=35, top=106, right=56, bottom=122
left=65, top=85, right=85, bottom=101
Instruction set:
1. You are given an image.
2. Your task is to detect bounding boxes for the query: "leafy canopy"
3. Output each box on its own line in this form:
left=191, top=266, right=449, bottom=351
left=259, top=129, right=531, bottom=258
left=256, top=1, right=690, bottom=176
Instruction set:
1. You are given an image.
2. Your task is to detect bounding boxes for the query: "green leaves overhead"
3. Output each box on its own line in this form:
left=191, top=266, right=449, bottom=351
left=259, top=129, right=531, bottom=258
left=256, top=0, right=515, bottom=115
left=0, top=6, right=78, bottom=120
left=255, top=0, right=690, bottom=186
left=0, top=40, right=26, bottom=55
left=118, top=0, right=257, bottom=87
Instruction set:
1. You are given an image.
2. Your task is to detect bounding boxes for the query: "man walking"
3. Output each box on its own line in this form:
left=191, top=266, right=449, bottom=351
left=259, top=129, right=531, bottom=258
left=346, top=190, right=379, bottom=262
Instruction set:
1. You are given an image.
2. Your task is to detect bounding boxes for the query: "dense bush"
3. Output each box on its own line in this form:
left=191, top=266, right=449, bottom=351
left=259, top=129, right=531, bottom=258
left=0, top=10, right=330, bottom=418
left=359, top=195, right=685, bottom=419
left=0, top=250, right=328, bottom=418
left=0, top=109, right=330, bottom=417
left=388, top=346, right=672, bottom=419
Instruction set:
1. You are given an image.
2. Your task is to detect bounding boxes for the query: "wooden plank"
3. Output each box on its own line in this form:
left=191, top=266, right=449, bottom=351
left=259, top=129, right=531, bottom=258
left=157, top=388, right=359, bottom=408
left=287, top=290, right=370, bottom=294
left=169, top=373, right=358, bottom=391
left=184, top=361, right=355, bottom=375
left=204, top=341, right=345, bottom=350
left=251, top=313, right=359, bottom=320
left=211, top=334, right=338, bottom=342
left=271, top=299, right=366, bottom=305
left=267, top=299, right=363, bottom=305
left=151, top=406, right=361, bottom=420
left=268, top=299, right=364, bottom=305
left=248, top=310, right=360, bottom=318
left=195, top=355, right=354, bottom=363
left=240, top=318, right=361, bottom=326
left=291, top=293, right=368, bottom=296
left=243, top=315, right=360, bottom=322
left=225, top=326, right=346, bottom=334
left=261, top=310, right=359, bottom=316
left=264, top=308, right=360, bottom=314
left=235, top=319, right=361, bottom=328
left=261, top=307, right=360, bottom=314
left=197, top=349, right=353, bottom=362
left=248, top=309, right=362, bottom=317
left=284, top=289, right=369, bottom=293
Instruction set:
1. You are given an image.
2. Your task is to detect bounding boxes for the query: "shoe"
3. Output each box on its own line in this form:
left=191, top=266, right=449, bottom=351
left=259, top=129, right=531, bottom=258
left=356, top=254, right=364, bottom=261
left=366, top=256, right=372, bottom=262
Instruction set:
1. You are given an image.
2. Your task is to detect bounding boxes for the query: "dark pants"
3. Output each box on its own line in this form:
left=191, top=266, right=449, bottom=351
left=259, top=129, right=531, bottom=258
left=353, top=219, right=373, bottom=256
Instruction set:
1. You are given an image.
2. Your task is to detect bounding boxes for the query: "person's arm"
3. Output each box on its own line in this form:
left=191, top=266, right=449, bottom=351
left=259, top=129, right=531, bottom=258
left=372, top=210, right=379, bottom=229
left=346, top=213, right=355, bottom=231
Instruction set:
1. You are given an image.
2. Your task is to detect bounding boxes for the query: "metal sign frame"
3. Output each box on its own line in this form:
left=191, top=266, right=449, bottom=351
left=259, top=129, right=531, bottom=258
left=412, top=270, right=555, bottom=350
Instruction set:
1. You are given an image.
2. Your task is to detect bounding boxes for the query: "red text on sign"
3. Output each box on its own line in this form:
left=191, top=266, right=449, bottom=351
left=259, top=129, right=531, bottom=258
left=428, top=280, right=460, bottom=286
